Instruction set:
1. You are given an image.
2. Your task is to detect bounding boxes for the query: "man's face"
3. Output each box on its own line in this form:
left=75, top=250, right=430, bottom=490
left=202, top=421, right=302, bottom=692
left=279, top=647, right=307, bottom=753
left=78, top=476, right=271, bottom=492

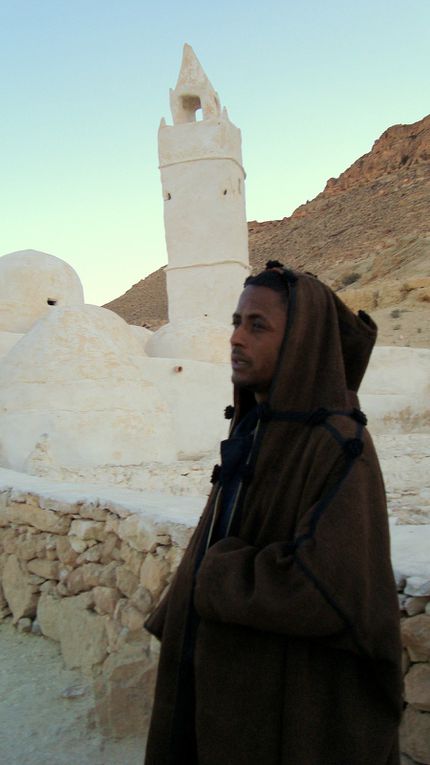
left=230, top=285, right=287, bottom=401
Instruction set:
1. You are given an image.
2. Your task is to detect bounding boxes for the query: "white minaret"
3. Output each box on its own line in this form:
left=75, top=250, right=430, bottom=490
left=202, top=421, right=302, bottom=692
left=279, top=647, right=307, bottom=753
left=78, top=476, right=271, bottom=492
left=147, top=44, right=250, bottom=363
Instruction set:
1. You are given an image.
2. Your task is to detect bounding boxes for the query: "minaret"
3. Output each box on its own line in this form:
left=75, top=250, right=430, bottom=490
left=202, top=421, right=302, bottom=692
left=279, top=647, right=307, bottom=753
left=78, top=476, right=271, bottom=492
left=147, top=45, right=249, bottom=363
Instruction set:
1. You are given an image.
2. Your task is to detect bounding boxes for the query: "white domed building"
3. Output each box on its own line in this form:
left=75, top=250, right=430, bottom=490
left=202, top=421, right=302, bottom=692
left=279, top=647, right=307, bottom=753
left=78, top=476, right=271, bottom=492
left=0, top=249, right=85, bottom=361
left=0, top=303, right=182, bottom=472
left=0, top=247, right=231, bottom=478
left=0, top=249, right=85, bottom=333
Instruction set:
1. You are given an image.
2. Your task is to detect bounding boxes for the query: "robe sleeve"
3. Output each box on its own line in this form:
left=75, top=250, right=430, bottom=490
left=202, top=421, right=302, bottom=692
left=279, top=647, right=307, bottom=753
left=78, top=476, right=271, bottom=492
left=194, top=536, right=346, bottom=638
left=194, top=451, right=394, bottom=652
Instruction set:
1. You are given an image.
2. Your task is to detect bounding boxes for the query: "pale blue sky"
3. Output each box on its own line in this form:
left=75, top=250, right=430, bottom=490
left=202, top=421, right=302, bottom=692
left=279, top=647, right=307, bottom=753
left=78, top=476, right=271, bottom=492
left=0, top=0, right=428, bottom=304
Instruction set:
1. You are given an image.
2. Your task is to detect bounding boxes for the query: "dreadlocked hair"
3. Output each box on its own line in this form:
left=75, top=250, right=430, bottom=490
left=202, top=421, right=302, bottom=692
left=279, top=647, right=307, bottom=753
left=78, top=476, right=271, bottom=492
left=244, top=260, right=295, bottom=307
left=265, top=260, right=285, bottom=270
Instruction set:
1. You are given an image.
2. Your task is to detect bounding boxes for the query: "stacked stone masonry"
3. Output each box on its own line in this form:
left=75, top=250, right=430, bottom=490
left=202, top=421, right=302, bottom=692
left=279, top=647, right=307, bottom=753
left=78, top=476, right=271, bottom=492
left=0, top=486, right=192, bottom=738
left=0, top=487, right=429, bottom=761
left=399, top=574, right=430, bottom=765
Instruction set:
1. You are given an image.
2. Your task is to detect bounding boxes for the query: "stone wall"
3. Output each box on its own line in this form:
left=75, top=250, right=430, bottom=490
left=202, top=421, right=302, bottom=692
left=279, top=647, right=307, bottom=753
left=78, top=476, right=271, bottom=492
left=0, top=484, right=195, bottom=738
left=400, top=577, right=430, bottom=764
left=0, top=485, right=429, bottom=761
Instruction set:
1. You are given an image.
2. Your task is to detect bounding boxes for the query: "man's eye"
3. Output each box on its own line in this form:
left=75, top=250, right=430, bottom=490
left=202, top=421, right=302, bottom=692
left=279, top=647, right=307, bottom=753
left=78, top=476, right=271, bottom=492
left=232, top=319, right=240, bottom=327
left=252, top=321, right=265, bottom=331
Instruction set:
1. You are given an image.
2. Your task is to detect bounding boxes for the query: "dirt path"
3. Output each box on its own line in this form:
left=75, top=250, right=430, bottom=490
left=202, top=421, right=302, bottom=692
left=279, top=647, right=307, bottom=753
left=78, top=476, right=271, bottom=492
left=0, top=621, right=145, bottom=765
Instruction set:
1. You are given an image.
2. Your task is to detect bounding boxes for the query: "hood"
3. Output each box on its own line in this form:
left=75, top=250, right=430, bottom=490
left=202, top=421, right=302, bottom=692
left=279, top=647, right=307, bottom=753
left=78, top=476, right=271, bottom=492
left=235, top=271, right=377, bottom=417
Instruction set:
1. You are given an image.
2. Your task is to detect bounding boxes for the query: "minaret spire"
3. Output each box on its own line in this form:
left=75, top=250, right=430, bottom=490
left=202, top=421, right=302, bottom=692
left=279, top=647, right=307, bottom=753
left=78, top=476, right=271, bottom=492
left=170, top=44, right=221, bottom=124
left=148, top=44, right=249, bottom=363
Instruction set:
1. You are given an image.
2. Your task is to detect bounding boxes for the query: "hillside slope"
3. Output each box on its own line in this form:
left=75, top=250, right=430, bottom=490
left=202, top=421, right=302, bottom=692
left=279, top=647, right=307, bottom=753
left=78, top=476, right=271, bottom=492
left=104, top=114, right=430, bottom=347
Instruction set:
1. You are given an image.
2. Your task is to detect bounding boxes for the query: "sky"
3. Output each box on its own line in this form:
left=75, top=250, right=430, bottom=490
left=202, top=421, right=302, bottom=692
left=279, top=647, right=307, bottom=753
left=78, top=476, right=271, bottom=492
left=0, top=0, right=428, bottom=306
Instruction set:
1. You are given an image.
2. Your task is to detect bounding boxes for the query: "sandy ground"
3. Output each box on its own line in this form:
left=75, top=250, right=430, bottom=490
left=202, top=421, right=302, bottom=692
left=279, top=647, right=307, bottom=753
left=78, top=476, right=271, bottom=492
left=376, top=434, right=430, bottom=524
left=0, top=621, right=145, bottom=765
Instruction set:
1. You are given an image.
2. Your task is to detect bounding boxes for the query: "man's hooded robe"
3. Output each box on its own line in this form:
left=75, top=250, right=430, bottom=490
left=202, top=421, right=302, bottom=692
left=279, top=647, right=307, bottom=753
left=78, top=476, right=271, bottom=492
left=144, top=271, right=403, bottom=765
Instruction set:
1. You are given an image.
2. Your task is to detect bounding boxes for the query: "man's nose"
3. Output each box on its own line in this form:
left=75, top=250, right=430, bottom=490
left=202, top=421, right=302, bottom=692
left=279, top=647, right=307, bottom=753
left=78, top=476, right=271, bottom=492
left=230, top=325, right=245, bottom=346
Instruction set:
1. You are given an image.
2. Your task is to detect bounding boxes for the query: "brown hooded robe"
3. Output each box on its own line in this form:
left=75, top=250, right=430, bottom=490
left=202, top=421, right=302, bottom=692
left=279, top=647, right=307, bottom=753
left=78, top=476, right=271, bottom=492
left=144, top=271, right=402, bottom=765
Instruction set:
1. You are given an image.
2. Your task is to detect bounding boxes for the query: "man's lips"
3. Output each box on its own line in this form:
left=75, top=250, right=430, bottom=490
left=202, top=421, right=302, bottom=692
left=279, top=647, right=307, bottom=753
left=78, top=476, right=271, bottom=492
left=231, top=354, right=250, bottom=369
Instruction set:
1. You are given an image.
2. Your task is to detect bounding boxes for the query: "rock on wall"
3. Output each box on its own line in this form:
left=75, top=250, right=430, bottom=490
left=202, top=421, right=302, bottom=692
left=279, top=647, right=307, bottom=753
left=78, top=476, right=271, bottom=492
left=399, top=580, right=430, bottom=764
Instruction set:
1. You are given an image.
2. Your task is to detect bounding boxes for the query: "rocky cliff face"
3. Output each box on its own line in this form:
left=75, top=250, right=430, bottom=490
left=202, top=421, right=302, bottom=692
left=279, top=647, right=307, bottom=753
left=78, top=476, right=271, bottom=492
left=323, top=115, right=430, bottom=195
left=104, top=114, right=430, bottom=347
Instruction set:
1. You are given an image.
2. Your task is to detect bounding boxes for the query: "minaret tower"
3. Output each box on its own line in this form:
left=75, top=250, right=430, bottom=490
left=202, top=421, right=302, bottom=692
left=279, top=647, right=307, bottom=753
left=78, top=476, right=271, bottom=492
left=147, top=44, right=250, bottom=363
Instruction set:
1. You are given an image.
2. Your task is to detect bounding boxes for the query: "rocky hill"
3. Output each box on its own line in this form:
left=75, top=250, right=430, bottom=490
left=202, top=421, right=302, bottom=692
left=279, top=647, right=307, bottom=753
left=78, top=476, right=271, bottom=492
left=104, top=114, right=430, bottom=347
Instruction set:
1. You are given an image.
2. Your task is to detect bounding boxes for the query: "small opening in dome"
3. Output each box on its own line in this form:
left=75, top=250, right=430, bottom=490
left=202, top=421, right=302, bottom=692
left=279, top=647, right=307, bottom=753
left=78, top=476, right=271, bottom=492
left=47, top=299, right=57, bottom=306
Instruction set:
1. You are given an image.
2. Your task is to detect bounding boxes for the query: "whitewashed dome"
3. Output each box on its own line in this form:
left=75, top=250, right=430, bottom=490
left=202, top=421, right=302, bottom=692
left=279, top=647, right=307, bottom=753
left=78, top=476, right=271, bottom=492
left=0, top=249, right=84, bottom=333
left=0, top=304, right=176, bottom=472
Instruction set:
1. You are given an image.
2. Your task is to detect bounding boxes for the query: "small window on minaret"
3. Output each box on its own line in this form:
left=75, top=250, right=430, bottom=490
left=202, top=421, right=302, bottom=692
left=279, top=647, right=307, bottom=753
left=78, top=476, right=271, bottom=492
left=47, top=299, right=57, bottom=306
left=181, top=95, right=202, bottom=122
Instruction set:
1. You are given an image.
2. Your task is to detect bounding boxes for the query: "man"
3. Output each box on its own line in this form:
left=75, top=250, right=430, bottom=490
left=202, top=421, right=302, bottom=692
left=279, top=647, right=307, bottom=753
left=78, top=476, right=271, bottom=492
left=144, top=262, right=402, bottom=765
